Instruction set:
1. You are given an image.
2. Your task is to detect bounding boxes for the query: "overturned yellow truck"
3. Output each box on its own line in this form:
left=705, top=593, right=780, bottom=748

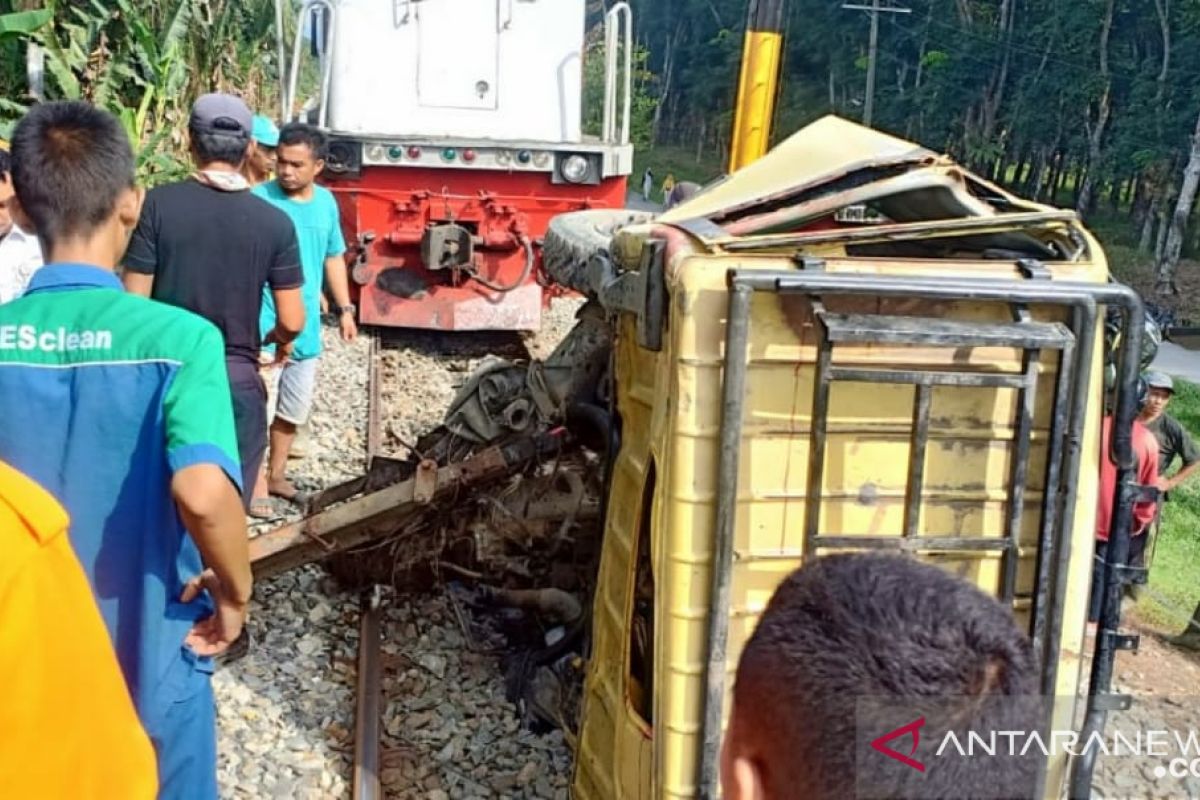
left=541, top=116, right=1148, bottom=799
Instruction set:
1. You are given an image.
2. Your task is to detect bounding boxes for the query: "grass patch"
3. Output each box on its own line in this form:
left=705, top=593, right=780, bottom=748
left=1137, top=378, right=1200, bottom=631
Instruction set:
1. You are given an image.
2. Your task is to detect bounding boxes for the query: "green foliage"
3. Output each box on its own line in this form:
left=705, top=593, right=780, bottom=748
left=0, top=9, right=50, bottom=37
left=0, top=0, right=281, bottom=185
left=582, top=33, right=657, bottom=149
left=628, top=0, right=1200, bottom=253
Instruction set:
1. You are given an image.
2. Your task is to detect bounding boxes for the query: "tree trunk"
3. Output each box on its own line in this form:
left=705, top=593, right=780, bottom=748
left=1027, top=147, right=1048, bottom=195
left=650, top=21, right=684, bottom=145
left=1044, top=154, right=1062, bottom=203
left=1156, top=107, right=1200, bottom=294
left=1155, top=202, right=1171, bottom=266
left=914, top=3, right=933, bottom=91
left=1132, top=176, right=1149, bottom=229
left=978, top=0, right=1016, bottom=143
left=1154, top=0, right=1171, bottom=103
left=1108, top=176, right=1123, bottom=214
left=1140, top=197, right=1158, bottom=253
left=1077, top=0, right=1116, bottom=216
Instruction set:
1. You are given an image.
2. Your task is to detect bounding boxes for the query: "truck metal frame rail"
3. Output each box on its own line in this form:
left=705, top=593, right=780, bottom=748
left=698, top=267, right=1146, bottom=799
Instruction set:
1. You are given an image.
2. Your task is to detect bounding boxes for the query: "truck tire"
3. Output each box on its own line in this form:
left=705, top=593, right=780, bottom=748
left=542, top=209, right=654, bottom=295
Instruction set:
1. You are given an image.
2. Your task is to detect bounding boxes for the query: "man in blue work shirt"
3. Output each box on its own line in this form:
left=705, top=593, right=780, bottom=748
left=0, top=101, right=251, bottom=800
left=252, top=122, right=357, bottom=508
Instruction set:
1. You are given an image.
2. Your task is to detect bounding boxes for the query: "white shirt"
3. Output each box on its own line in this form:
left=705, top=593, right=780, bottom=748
left=0, top=224, right=44, bottom=304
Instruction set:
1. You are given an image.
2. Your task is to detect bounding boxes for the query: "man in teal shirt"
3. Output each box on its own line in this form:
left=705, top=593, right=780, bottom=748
left=253, top=123, right=356, bottom=507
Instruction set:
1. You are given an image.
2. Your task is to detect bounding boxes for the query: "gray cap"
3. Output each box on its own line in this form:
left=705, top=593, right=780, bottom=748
left=189, top=93, right=252, bottom=138
left=1144, top=370, right=1174, bottom=393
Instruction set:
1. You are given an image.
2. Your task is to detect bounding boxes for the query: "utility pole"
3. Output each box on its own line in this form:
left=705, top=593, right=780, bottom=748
left=842, top=0, right=910, bottom=127
left=727, top=0, right=787, bottom=172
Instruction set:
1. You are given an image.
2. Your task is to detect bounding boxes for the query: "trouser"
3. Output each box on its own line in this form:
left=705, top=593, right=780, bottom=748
left=1088, top=533, right=1149, bottom=622
left=143, top=648, right=217, bottom=800
left=227, top=360, right=268, bottom=510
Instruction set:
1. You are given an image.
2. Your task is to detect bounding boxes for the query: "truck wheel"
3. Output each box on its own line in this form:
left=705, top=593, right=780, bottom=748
left=542, top=209, right=654, bottom=295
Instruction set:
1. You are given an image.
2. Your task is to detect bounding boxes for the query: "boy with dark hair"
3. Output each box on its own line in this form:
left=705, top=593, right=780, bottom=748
left=0, top=100, right=251, bottom=800
left=722, top=553, right=1040, bottom=800
left=123, top=93, right=305, bottom=512
left=0, top=145, right=43, bottom=302
left=251, top=121, right=356, bottom=511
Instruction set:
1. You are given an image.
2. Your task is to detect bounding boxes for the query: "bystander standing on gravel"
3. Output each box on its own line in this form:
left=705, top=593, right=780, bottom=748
left=0, top=100, right=251, bottom=800
left=252, top=122, right=357, bottom=512
left=123, top=93, right=305, bottom=512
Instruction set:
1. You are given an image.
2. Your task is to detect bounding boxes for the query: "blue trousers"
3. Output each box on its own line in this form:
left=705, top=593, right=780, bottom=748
left=142, top=648, right=217, bottom=800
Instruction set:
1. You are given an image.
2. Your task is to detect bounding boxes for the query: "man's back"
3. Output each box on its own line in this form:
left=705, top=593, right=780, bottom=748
left=124, top=179, right=301, bottom=366
left=0, top=265, right=241, bottom=714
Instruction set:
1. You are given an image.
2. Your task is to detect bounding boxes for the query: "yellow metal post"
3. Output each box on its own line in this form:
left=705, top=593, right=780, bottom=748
left=728, top=0, right=786, bottom=173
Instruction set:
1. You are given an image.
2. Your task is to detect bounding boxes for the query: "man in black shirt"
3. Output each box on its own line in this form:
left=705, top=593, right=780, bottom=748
left=1140, top=371, right=1200, bottom=491
left=123, top=94, right=305, bottom=511
left=1137, top=370, right=1200, bottom=650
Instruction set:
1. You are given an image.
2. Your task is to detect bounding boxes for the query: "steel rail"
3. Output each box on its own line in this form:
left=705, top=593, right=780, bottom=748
left=352, top=586, right=383, bottom=800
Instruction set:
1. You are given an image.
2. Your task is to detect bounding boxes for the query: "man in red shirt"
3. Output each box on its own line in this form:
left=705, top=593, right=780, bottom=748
left=1090, top=414, right=1159, bottom=623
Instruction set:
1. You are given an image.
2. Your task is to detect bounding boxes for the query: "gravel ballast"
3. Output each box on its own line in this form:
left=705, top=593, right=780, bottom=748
left=215, top=300, right=583, bottom=799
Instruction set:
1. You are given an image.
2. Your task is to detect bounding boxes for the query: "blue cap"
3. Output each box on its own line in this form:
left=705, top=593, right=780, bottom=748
left=251, top=115, right=280, bottom=147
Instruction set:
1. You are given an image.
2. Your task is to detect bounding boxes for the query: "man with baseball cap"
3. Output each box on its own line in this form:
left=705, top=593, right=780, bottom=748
left=1137, top=369, right=1200, bottom=650
left=1139, top=370, right=1200, bottom=492
left=242, top=114, right=279, bottom=188
left=124, top=93, right=306, bottom=513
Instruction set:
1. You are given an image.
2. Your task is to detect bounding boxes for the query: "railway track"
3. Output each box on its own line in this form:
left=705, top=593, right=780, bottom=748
left=221, top=304, right=590, bottom=798
left=284, top=307, right=586, bottom=800
left=350, top=329, right=536, bottom=800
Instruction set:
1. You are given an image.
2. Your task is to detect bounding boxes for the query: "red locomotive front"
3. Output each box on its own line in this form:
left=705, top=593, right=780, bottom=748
left=285, top=0, right=634, bottom=331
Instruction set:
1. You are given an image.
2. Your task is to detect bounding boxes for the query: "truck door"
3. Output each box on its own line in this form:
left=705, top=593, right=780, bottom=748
left=416, top=0, right=500, bottom=110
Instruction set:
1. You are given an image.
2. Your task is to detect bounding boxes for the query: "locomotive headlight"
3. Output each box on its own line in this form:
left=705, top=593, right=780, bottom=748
left=561, top=154, right=590, bottom=184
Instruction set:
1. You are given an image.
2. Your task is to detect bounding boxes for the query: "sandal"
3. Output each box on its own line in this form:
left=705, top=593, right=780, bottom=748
left=248, top=497, right=277, bottom=520
left=268, top=484, right=311, bottom=512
